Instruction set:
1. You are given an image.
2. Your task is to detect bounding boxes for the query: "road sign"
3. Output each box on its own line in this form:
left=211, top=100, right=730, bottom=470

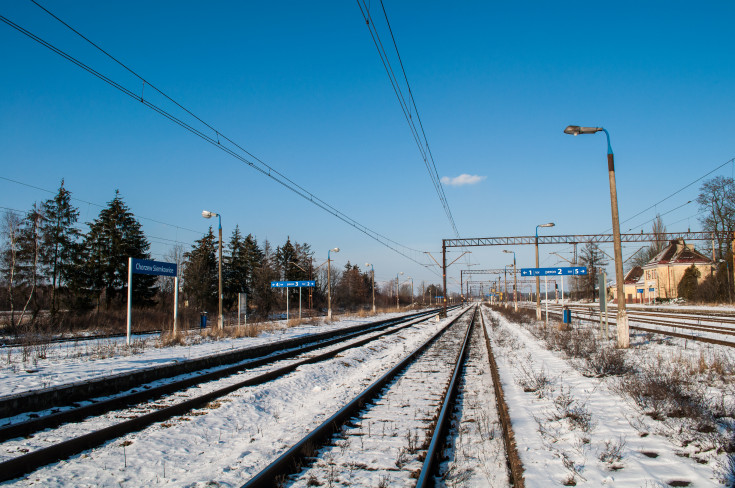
left=520, top=266, right=588, bottom=277
left=270, top=280, right=316, bottom=288
left=649, top=287, right=654, bottom=292
left=636, top=288, right=644, bottom=293
left=131, top=258, right=177, bottom=277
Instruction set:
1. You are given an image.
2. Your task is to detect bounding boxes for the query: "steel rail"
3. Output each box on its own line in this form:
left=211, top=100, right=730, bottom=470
left=0, top=307, right=445, bottom=419
left=479, top=306, right=525, bottom=487
left=0, top=308, right=448, bottom=443
left=415, top=306, right=476, bottom=487
left=543, top=308, right=735, bottom=348
left=544, top=305, right=735, bottom=336
left=0, top=307, right=457, bottom=483
left=241, top=306, right=475, bottom=488
left=547, top=303, right=735, bottom=324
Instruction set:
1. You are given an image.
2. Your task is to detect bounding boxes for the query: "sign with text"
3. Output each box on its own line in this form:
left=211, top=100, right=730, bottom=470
left=131, top=258, right=177, bottom=277
left=520, top=266, right=587, bottom=277
left=271, top=280, right=316, bottom=288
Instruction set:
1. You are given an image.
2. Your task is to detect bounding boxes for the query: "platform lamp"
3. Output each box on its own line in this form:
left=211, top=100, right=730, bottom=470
left=365, top=262, right=376, bottom=313
left=327, top=247, right=339, bottom=320
left=202, top=210, right=223, bottom=329
left=564, top=125, right=629, bottom=347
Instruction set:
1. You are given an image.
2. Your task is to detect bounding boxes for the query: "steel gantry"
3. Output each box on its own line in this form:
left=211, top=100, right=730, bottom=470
left=442, top=231, right=734, bottom=316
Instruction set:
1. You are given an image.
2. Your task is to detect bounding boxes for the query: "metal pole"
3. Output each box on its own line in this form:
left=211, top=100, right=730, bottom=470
left=299, top=286, right=302, bottom=320
left=217, top=215, right=223, bottom=329
left=561, top=274, right=565, bottom=309
left=535, top=228, right=541, bottom=319
left=442, top=240, right=447, bottom=317
left=396, top=274, right=400, bottom=309
left=372, top=266, right=376, bottom=313
left=238, top=292, right=241, bottom=327
left=513, top=256, right=518, bottom=312
left=286, top=286, right=289, bottom=322
left=174, top=275, right=179, bottom=333
left=327, top=251, right=332, bottom=320
left=126, top=257, right=132, bottom=345
left=545, top=275, right=548, bottom=323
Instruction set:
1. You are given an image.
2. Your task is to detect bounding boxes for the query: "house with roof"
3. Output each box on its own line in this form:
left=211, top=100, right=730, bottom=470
left=611, top=239, right=714, bottom=303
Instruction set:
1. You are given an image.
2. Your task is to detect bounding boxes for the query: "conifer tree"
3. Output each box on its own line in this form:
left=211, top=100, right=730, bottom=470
left=73, top=191, right=156, bottom=309
left=224, top=225, right=249, bottom=308
left=183, top=227, right=218, bottom=312
left=40, top=180, right=81, bottom=312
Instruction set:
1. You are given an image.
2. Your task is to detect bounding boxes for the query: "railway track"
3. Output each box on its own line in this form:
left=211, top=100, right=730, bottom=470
left=538, top=303, right=735, bottom=347
left=0, top=307, right=457, bottom=483
left=244, top=304, right=522, bottom=487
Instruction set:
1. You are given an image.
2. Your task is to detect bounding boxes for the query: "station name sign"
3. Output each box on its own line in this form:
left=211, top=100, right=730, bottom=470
left=520, top=266, right=587, bottom=277
left=271, top=280, right=316, bottom=288
left=131, top=258, right=177, bottom=277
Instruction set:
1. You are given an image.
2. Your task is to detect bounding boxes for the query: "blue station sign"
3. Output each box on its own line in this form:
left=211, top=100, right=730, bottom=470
left=520, top=266, right=588, bottom=277
left=271, top=280, right=316, bottom=288
left=131, top=258, right=177, bottom=277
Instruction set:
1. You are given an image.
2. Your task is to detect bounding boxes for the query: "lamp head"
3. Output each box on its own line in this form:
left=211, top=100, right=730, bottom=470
left=331, top=248, right=340, bottom=253
left=202, top=210, right=215, bottom=219
left=564, top=125, right=602, bottom=136
left=502, top=250, right=512, bottom=254
left=540, top=222, right=555, bottom=228
left=365, top=262, right=371, bottom=267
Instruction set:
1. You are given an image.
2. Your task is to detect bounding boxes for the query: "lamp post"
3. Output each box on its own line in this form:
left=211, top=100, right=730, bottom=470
left=534, top=222, right=555, bottom=320
left=327, top=247, right=339, bottom=320
left=503, top=250, right=518, bottom=311
left=564, top=125, right=629, bottom=347
left=365, top=262, right=376, bottom=313
left=396, top=271, right=404, bottom=309
left=202, top=210, right=223, bottom=329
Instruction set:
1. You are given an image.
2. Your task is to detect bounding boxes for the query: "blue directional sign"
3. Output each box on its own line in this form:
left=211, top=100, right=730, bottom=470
left=636, top=288, right=644, bottom=293
left=131, top=258, right=177, bottom=277
left=520, top=266, right=588, bottom=277
left=271, top=280, right=316, bottom=288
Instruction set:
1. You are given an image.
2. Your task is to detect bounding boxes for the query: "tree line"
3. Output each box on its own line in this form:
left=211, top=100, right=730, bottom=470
left=1, top=181, right=441, bottom=332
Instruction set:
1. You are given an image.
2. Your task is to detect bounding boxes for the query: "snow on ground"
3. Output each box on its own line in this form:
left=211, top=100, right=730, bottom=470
left=483, top=305, right=730, bottom=487
left=437, top=313, right=509, bottom=488
left=3, top=309, right=461, bottom=487
left=0, top=312, right=407, bottom=397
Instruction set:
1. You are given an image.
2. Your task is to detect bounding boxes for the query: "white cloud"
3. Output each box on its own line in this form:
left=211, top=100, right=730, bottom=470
left=440, top=174, right=486, bottom=186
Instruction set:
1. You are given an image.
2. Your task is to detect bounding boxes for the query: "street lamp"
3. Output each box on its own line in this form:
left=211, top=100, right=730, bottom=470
left=503, top=249, right=518, bottom=312
left=202, top=210, right=223, bottom=329
left=564, top=125, right=629, bottom=347
left=326, top=248, right=340, bottom=320
left=396, top=271, right=403, bottom=309
left=365, top=262, right=376, bottom=313
left=535, top=222, right=555, bottom=319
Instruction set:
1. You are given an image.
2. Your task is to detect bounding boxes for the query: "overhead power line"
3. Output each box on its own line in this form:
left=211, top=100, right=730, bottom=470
left=356, top=0, right=459, bottom=239
left=1, top=6, right=436, bottom=273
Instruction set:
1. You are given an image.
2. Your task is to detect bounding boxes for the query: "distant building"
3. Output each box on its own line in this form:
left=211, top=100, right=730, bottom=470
left=610, top=239, right=714, bottom=303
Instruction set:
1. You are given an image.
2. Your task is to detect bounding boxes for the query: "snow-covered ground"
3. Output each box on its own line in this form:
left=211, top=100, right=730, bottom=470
left=483, top=305, right=734, bottom=487
left=0, top=312, right=407, bottom=397
left=1, top=309, right=462, bottom=487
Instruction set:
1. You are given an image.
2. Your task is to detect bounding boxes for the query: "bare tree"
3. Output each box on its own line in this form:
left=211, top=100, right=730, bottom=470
left=1, top=211, right=23, bottom=330
left=697, top=176, right=735, bottom=260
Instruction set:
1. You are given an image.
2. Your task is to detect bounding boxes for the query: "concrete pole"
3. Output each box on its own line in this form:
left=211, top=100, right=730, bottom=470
left=535, top=232, right=541, bottom=319
left=606, top=135, right=629, bottom=348
left=442, top=240, right=447, bottom=317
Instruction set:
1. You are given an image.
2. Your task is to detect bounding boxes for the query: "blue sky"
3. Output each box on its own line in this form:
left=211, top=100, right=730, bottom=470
left=2, top=1, right=734, bottom=293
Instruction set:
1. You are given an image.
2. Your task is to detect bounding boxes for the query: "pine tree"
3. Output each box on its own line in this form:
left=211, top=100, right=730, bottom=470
left=224, top=226, right=249, bottom=309
left=251, top=239, right=279, bottom=317
left=678, top=265, right=700, bottom=300
left=40, top=180, right=81, bottom=312
left=183, top=227, right=218, bottom=312
left=74, top=191, right=156, bottom=309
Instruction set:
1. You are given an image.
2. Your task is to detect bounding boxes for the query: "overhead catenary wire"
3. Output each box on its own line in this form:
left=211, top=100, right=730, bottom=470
left=1, top=9, right=437, bottom=274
